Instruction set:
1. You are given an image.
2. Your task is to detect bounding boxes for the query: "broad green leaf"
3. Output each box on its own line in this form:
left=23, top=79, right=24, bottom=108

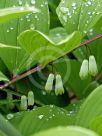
left=0, top=71, right=9, bottom=81
left=10, top=105, right=75, bottom=136
left=18, top=27, right=81, bottom=66
left=90, top=115, right=102, bottom=136
left=76, top=85, right=102, bottom=127
left=32, top=126, right=99, bottom=136
left=0, top=130, right=7, bottom=136
left=0, top=0, right=49, bottom=75
left=0, top=6, right=39, bottom=23
left=0, top=58, right=8, bottom=74
left=56, top=0, right=102, bottom=36
left=0, top=43, right=22, bottom=74
left=0, top=114, right=21, bottom=136
left=94, top=17, right=102, bottom=32
left=83, top=81, right=99, bottom=97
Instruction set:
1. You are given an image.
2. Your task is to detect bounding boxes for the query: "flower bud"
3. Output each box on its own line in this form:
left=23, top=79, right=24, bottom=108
left=79, top=59, right=89, bottom=80
left=20, top=95, right=27, bottom=111
left=55, top=74, right=64, bottom=95
left=28, top=91, right=34, bottom=106
left=89, top=55, right=98, bottom=76
left=45, top=73, right=54, bottom=93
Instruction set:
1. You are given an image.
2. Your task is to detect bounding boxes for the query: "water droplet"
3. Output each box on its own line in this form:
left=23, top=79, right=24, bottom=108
left=7, top=114, right=14, bottom=120
left=42, top=91, right=46, bottom=95
left=84, top=30, right=87, bottom=34
left=30, top=24, right=35, bottom=30
left=10, top=27, right=14, bottom=30
left=7, top=29, right=10, bottom=33
left=96, top=12, right=100, bottom=15
left=88, top=12, right=91, bottom=15
left=38, top=115, right=44, bottom=119
left=60, top=7, right=69, bottom=14
left=87, top=1, right=91, bottom=5
left=41, top=4, right=44, bottom=7
left=72, top=3, right=76, bottom=7
left=31, top=0, right=36, bottom=5
left=50, top=105, right=54, bottom=108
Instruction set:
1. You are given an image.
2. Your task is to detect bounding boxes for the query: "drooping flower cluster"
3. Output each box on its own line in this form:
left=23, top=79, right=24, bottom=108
left=79, top=55, right=98, bottom=80
left=45, top=73, right=64, bottom=95
left=20, top=91, right=34, bottom=111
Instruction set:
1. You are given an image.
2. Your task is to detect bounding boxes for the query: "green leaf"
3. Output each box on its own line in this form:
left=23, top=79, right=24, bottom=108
left=10, top=105, right=75, bottom=136
left=0, top=43, right=22, bottom=74
left=83, top=81, right=99, bottom=97
left=0, top=0, right=49, bottom=75
left=0, top=114, right=22, bottom=136
left=0, top=6, right=39, bottom=23
left=0, top=71, right=9, bottom=81
left=56, top=0, right=102, bottom=36
left=32, top=126, right=99, bottom=136
left=90, top=115, right=102, bottom=136
left=0, top=130, right=7, bottom=136
left=76, top=85, right=102, bottom=128
left=18, top=27, right=81, bottom=66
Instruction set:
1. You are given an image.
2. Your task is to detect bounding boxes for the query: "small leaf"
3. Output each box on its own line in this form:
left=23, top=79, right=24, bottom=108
left=0, top=71, right=9, bottom=81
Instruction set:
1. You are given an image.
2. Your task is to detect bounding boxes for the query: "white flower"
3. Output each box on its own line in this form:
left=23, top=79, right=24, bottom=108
left=45, top=73, right=54, bottom=93
left=79, top=59, right=89, bottom=80
left=55, top=74, right=64, bottom=95
left=89, top=55, right=98, bottom=76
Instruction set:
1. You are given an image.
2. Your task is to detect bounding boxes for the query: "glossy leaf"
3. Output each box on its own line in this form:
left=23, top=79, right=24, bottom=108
left=32, top=126, right=99, bottom=136
left=76, top=85, right=102, bottom=127
left=10, top=105, right=75, bottom=136
left=56, top=0, right=102, bottom=36
left=0, top=0, right=49, bottom=75
left=18, top=27, right=81, bottom=66
left=0, top=114, right=21, bottom=136
left=90, top=115, right=102, bottom=136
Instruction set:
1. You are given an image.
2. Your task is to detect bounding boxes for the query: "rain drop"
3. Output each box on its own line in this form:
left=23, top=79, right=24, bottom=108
left=38, top=115, right=44, bottom=119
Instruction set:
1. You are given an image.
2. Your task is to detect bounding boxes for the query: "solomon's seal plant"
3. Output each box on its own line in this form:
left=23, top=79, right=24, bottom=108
left=0, top=0, right=102, bottom=136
